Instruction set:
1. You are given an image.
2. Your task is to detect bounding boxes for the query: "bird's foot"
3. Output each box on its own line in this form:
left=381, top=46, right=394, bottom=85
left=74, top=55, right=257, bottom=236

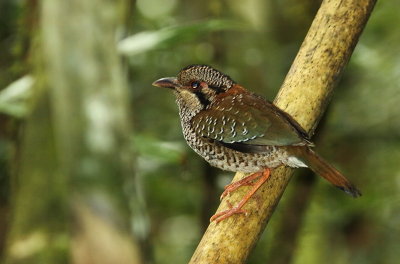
left=211, top=168, right=271, bottom=223
left=210, top=201, right=247, bottom=223
left=220, top=171, right=263, bottom=201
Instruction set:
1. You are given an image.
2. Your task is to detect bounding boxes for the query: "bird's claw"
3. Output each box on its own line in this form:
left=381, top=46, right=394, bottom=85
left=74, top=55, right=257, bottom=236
left=220, top=189, right=231, bottom=201
left=210, top=204, right=247, bottom=223
left=220, top=182, right=255, bottom=201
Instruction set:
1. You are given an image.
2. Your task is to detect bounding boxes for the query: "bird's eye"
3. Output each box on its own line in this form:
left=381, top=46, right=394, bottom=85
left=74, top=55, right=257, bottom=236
left=191, top=81, right=201, bottom=89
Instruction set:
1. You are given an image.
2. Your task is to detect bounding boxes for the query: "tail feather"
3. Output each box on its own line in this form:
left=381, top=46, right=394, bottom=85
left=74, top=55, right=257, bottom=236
left=291, top=147, right=361, bottom=197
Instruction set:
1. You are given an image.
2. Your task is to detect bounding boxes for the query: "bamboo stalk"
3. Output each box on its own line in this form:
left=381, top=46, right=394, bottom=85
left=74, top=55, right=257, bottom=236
left=189, top=0, right=376, bottom=263
left=4, top=1, right=142, bottom=263
left=40, top=0, right=142, bottom=263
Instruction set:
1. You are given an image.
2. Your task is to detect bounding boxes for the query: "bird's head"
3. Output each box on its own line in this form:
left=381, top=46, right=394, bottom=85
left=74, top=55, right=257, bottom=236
left=152, top=65, right=235, bottom=112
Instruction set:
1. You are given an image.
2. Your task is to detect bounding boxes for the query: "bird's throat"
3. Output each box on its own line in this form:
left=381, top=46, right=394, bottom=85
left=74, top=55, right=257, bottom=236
left=174, top=91, right=204, bottom=123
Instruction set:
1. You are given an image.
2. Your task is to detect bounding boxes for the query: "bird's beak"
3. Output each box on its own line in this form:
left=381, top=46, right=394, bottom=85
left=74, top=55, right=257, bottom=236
left=152, top=77, right=179, bottom=89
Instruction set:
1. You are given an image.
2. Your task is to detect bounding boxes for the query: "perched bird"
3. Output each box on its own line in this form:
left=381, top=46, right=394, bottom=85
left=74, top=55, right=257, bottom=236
left=153, top=65, right=361, bottom=223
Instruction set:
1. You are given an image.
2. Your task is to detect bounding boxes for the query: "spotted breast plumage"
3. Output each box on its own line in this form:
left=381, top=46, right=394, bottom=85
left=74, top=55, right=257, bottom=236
left=153, top=64, right=361, bottom=222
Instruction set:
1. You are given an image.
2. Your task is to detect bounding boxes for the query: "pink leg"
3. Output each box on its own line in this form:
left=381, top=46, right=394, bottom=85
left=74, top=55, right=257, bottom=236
left=220, top=171, right=263, bottom=200
left=210, top=168, right=271, bottom=223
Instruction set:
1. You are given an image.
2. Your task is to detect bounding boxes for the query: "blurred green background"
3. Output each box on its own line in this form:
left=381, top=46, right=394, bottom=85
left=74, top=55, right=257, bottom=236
left=1, top=0, right=399, bottom=263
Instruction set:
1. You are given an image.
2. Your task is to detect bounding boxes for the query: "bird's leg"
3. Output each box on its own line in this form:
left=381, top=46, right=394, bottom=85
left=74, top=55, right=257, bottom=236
left=210, top=168, right=271, bottom=223
left=220, top=171, right=263, bottom=200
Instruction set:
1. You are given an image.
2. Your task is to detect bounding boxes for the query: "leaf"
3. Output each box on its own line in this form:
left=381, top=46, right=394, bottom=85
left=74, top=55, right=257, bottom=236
left=132, top=134, right=187, bottom=164
left=0, top=75, right=35, bottom=118
left=118, top=19, right=247, bottom=56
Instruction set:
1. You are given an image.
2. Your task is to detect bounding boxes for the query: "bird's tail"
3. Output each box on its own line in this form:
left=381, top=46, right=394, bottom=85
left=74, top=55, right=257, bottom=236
left=289, top=146, right=361, bottom=197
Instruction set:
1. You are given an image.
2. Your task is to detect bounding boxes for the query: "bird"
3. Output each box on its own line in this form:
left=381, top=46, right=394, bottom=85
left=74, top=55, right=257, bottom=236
left=152, top=64, right=361, bottom=223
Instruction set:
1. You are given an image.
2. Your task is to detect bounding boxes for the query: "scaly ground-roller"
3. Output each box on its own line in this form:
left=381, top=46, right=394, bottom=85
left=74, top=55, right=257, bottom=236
left=153, top=65, right=361, bottom=222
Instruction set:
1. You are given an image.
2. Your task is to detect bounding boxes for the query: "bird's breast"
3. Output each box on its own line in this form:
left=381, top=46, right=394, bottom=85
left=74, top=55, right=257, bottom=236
left=176, top=98, right=302, bottom=172
left=179, top=118, right=288, bottom=172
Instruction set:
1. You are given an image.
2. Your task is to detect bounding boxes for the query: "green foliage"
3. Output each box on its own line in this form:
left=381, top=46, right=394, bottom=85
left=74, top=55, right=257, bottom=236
left=0, top=75, right=34, bottom=118
left=118, top=19, right=246, bottom=56
left=132, top=134, right=186, bottom=166
left=130, top=1, right=400, bottom=263
left=1, top=0, right=399, bottom=263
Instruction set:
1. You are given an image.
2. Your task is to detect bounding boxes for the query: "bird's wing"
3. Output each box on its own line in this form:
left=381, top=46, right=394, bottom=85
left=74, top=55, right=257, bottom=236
left=191, top=93, right=311, bottom=152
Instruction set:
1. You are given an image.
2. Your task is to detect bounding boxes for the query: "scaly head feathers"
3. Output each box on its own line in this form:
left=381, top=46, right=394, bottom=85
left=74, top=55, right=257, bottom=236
left=177, top=65, right=235, bottom=90
left=152, top=65, right=235, bottom=112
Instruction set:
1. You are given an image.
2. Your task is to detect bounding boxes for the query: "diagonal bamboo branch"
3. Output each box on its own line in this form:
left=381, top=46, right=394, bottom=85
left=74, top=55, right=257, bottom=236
left=189, top=0, right=376, bottom=263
